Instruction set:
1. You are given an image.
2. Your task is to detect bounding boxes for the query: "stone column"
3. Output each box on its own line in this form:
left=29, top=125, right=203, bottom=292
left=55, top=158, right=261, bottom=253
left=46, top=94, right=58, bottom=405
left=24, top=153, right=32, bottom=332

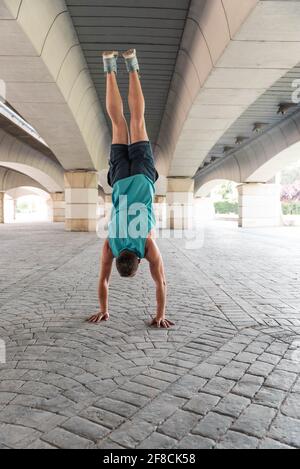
left=154, top=195, right=167, bottom=225
left=238, top=183, right=282, bottom=228
left=166, top=178, right=194, bottom=229
left=51, top=192, right=65, bottom=222
left=13, top=199, right=17, bottom=221
left=0, top=192, right=4, bottom=224
left=104, top=194, right=112, bottom=219
left=64, top=171, right=98, bottom=232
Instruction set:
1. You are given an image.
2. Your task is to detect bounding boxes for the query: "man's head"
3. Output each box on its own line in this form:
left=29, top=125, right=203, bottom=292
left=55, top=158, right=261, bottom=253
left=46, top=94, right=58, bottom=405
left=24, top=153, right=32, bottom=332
left=116, top=250, right=140, bottom=278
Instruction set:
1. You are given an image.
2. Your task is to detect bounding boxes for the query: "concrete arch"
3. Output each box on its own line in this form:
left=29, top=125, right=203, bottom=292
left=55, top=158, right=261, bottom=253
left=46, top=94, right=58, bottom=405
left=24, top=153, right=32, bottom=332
left=196, top=179, right=238, bottom=198
left=0, top=128, right=64, bottom=192
left=156, top=0, right=300, bottom=178
left=6, top=186, right=51, bottom=200
left=0, top=166, right=45, bottom=192
left=0, top=0, right=110, bottom=171
left=195, top=109, right=300, bottom=194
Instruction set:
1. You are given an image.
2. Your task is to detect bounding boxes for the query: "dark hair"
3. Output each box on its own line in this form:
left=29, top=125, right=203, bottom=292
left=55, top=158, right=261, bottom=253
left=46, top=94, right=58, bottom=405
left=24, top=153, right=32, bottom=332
left=116, top=250, right=140, bottom=277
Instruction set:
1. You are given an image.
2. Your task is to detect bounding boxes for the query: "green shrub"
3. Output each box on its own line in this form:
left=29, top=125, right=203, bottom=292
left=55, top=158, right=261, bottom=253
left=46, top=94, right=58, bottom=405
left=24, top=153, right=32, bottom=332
left=214, top=201, right=238, bottom=215
left=282, top=202, right=300, bottom=215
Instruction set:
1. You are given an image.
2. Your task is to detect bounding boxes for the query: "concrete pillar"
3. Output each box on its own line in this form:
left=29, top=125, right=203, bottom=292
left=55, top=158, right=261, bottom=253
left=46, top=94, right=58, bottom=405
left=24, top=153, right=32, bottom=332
left=13, top=199, right=17, bottom=221
left=238, top=183, right=282, bottom=228
left=51, top=192, right=65, bottom=222
left=64, top=171, right=98, bottom=232
left=0, top=192, right=4, bottom=224
left=104, top=194, right=112, bottom=219
left=166, top=178, right=194, bottom=229
left=154, top=195, right=167, bottom=225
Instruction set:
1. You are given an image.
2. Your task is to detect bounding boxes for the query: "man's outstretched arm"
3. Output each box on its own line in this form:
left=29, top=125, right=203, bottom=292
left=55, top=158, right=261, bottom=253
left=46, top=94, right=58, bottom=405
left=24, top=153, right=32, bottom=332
left=146, top=238, right=174, bottom=328
left=87, top=239, right=114, bottom=323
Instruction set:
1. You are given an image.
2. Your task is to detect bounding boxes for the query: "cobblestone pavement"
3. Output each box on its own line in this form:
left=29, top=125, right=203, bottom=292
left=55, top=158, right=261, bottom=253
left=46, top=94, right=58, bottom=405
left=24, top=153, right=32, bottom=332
left=0, top=221, right=299, bottom=449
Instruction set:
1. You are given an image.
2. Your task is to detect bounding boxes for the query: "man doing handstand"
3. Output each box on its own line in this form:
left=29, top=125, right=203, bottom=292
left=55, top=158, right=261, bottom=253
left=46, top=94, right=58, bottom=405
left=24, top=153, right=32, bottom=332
left=88, top=49, right=174, bottom=329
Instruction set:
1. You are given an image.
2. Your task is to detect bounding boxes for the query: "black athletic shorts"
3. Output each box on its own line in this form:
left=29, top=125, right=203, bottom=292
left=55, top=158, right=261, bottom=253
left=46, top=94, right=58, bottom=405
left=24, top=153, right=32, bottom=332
left=107, top=140, right=159, bottom=187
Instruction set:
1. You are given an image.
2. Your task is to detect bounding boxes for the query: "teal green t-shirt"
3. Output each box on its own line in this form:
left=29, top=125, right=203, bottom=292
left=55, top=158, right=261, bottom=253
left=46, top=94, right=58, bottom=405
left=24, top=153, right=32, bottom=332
left=108, top=174, right=156, bottom=259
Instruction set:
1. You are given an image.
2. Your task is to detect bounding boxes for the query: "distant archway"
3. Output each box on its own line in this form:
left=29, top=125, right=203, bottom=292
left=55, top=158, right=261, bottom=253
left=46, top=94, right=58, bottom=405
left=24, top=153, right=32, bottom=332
left=4, top=186, right=51, bottom=223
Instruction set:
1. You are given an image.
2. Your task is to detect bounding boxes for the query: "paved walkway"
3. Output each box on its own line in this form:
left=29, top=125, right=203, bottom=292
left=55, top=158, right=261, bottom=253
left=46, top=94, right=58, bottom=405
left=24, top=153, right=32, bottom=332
left=0, top=221, right=299, bottom=449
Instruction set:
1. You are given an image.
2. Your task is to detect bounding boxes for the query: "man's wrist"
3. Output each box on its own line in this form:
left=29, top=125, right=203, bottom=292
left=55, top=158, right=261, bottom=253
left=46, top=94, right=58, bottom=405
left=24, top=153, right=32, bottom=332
left=156, top=311, right=165, bottom=319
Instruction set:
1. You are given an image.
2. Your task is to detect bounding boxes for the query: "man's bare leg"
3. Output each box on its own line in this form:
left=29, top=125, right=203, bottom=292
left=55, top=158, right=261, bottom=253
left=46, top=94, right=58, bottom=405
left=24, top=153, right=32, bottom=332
left=127, top=66, right=148, bottom=143
left=106, top=71, right=130, bottom=144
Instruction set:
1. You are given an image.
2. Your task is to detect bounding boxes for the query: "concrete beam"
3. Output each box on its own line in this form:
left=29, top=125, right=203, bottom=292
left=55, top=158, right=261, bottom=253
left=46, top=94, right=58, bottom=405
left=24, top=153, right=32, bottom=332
left=0, top=128, right=64, bottom=192
left=195, top=109, right=300, bottom=195
left=156, top=0, right=300, bottom=178
left=0, top=165, right=44, bottom=192
left=0, top=0, right=110, bottom=172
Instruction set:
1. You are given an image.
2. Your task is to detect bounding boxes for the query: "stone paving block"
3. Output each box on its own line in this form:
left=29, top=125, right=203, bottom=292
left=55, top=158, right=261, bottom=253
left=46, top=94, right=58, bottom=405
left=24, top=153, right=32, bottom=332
left=109, top=389, right=149, bottom=408
left=97, top=438, right=126, bottom=449
left=135, top=394, right=186, bottom=425
left=259, top=353, right=281, bottom=366
left=281, top=393, right=300, bottom=419
left=0, top=393, right=16, bottom=405
left=259, top=438, right=295, bottom=450
left=183, top=393, right=221, bottom=415
left=265, top=370, right=297, bottom=391
left=137, top=432, right=177, bottom=449
left=232, top=404, right=276, bottom=438
left=235, top=352, right=258, bottom=364
left=42, top=427, right=92, bottom=449
left=266, top=343, right=289, bottom=356
left=158, top=409, right=199, bottom=440
left=62, top=416, right=110, bottom=442
left=232, top=374, right=264, bottom=398
left=0, top=380, right=24, bottom=392
left=220, top=342, right=246, bottom=354
left=217, top=431, right=259, bottom=449
left=109, top=419, right=154, bottom=448
left=0, top=405, right=66, bottom=433
left=0, top=423, right=41, bottom=448
left=122, top=381, right=161, bottom=399
left=192, top=363, right=222, bottom=379
left=218, top=361, right=249, bottom=380
left=27, top=439, right=56, bottom=449
left=79, top=406, right=125, bottom=430
left=177, top=434, right=215, bottom=449
left=192, top=412, right=234, bottom=440
left=146, top=368, right=180, bottom=383
left=166, top=376, right=207, bottom=399
left=152, top=362, right=187, bottom=376
left=277, top=359, right=300, bottom=374
left=93, top=397, right=137, bottom=419
left=215, top=394, right=251, bottom=418
left=268, top=415, right=300, bottom=448
left=203, top=377, right=236, bottom=397
left=207, top=352, right=236, bottom=366
left=133, top=375, right=168, bottom=390
left=254, top=387, right=286, bottom=409
left=292, top=377, right=300, bottom=393
left=247, top=361, right=274, bottom=378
